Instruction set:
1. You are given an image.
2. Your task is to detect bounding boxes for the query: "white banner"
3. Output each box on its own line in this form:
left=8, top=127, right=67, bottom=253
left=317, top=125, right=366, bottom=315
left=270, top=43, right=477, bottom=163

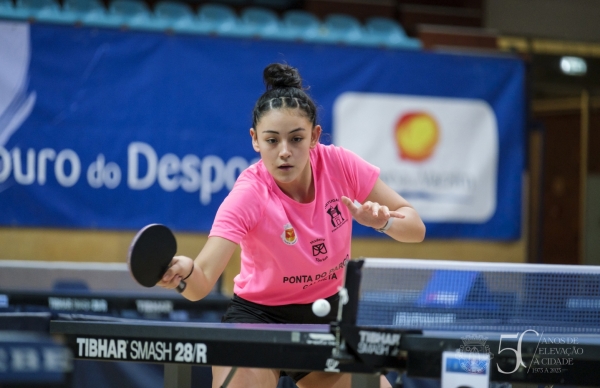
left=333, top=92, right=498, bottom=223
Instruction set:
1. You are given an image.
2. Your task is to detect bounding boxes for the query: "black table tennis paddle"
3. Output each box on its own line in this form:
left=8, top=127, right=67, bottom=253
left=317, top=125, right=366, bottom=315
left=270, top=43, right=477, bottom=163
left=128, top=224, right=186, bottom=293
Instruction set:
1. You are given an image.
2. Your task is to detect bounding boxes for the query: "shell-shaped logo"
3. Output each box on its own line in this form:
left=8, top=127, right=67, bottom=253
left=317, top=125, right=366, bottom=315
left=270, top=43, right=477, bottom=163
left=281, top=223, right=297, bottom=245
left=395, top=112, right=439, bottom=162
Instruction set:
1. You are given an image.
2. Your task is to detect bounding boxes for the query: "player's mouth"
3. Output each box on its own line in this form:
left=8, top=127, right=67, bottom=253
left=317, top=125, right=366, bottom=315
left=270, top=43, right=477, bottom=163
left=278, top=164, right=293, bottom=171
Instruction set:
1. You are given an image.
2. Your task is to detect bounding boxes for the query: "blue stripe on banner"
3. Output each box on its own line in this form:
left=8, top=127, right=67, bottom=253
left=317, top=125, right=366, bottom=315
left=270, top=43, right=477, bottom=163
left=0, top=22, right=525, bottom=239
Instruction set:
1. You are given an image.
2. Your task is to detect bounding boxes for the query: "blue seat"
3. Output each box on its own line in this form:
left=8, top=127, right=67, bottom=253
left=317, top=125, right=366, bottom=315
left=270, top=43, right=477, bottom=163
left=364, top=17, right=422, bottom=49
left=236, top=6, right=281, bottom=38
left=84, top=0, right=159, bottom=30
left=81, top=0, right=128, bottom=27
left=0, top=0, right=22, bottom=20
left=279, top=10, right=322, bottom=41
left=62, top=0, right=105, bottom=23
left=111, top=0, right=160, bottom=29
left=14, top=0, right=60, bottom=20
left=155, top=1, right=192, bottom=20
left=319, top=14, right=365, bottom=45
left=154, top=1, right=193, bottom=30
left=196, top=3, right=239, bottom=35
left=110, top=0, right=149, bottom=16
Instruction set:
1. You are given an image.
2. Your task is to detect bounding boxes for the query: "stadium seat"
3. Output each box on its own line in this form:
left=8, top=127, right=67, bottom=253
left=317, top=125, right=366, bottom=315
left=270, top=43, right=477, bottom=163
left=279, top=10, right=322, bottom=41
left=62, top=0, right=106, bottom=23
left=237, top=6, right=281, bottom=38
left=319, top=14, right=365, bottom=45
left=111, top=0, right=160, bottom=29
left=0, top=0, right=21, bottom=20
left=110, top=0, right=149, bottom=16
left=83, top=0, right=161, bottom=30
left=154, top=1, right=194, bottom=30
left=364, top=17, right=422, bottom=49
left=14, top=0, right=61, bottom=20
left=197, top=3, right=239, bottom=35
left=81, top=0, right=126, bottom=27
left=155, top=1, right=192, bottom=20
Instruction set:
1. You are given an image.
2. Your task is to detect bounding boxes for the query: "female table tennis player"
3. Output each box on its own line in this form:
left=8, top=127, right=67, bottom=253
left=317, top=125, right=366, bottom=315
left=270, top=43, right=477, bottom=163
left=157, top=63, right=426, bottom=388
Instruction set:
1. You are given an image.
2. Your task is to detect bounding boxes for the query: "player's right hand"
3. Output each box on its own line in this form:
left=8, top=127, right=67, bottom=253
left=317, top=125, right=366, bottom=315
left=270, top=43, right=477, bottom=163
left=157, top=255, right=194, bottom=290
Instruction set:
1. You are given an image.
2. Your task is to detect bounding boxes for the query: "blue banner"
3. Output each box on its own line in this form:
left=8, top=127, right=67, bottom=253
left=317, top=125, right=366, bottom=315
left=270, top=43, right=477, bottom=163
left=0, top=21, right=525, bottom=239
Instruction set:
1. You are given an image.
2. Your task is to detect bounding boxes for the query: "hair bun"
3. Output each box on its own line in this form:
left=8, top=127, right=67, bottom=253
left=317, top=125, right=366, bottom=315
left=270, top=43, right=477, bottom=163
left=263, top=63, right=303, bottom=90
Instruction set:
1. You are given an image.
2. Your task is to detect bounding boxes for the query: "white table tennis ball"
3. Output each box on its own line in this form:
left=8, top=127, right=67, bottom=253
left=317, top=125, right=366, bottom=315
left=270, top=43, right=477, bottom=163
left=312, top=298, right=331, bottom=317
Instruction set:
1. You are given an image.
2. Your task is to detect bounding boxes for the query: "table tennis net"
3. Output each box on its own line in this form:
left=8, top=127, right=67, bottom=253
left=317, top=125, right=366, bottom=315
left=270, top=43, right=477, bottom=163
left=355, top=258, right=600, bottom=333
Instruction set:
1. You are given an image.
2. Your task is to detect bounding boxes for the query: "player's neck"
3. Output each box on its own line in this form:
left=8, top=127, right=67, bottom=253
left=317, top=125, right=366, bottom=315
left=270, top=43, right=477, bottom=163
left=276, top=161, right=314, bottom=203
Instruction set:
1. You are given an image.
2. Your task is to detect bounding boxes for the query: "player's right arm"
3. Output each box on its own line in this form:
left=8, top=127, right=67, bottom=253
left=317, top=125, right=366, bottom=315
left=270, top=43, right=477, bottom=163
left=157, top=168, right=264, bottom=300
left=158, top=237, right=237, bottom=301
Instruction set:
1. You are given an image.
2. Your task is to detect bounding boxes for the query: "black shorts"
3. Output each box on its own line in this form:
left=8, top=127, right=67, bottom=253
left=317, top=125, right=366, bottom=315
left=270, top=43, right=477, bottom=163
left=221, top=293, right=340, bottom=383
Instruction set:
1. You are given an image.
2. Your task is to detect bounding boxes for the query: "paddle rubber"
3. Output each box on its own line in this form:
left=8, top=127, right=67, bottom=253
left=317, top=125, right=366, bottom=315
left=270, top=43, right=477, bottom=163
left=128, top=224, right=186, bottom=293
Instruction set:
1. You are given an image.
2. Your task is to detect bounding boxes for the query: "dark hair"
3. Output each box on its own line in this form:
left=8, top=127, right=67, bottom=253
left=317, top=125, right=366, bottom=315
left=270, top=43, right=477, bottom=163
left=252, top=63, right=318, bottom=128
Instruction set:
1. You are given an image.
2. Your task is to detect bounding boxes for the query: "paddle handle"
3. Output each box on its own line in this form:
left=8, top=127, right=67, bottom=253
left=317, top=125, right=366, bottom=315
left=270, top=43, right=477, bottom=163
left=176, top=280, right=186, bottom=293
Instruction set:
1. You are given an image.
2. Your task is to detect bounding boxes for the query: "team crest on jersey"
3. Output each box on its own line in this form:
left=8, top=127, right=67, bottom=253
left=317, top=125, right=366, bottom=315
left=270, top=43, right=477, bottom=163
left=281, top=223, right=298, bottom=245
left=324, top=198, right=348, bottom=232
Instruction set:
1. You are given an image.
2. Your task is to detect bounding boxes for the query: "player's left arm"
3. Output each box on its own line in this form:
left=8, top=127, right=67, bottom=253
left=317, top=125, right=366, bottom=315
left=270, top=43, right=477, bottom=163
left=342, top=178, right=425, bottom=243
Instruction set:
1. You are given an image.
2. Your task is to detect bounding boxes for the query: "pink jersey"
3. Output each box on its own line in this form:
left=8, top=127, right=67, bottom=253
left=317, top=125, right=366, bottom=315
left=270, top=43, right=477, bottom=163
left=209, top=143, right=379, bottom=305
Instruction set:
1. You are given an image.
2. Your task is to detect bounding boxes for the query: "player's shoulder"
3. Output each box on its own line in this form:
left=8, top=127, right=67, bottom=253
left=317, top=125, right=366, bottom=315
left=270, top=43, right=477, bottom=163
left=314, top=142, right=356, bottom=157
left=312, top=142, right=353, bottom=169
left=230, top=160, right=271, bottom=198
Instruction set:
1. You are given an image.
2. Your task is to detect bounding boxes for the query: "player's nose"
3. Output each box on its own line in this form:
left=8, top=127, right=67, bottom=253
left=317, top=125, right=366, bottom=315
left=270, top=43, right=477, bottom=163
left=279, top=142, right=291, bottom=158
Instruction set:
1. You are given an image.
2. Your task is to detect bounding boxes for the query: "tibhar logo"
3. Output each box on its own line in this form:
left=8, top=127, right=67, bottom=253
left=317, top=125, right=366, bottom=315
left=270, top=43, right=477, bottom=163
left=357, top=331, right=401, bottom=356
left=75, top=337, right=207, bottom=363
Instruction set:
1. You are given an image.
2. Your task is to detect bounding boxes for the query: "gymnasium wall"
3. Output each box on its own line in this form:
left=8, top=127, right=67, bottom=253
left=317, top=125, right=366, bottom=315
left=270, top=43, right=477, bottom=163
left=0, top=20, right=527, bottom=294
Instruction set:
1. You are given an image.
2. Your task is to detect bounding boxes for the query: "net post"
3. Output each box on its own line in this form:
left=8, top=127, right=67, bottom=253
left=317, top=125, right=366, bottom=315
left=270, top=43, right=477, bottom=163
left=341, top=259, right=364, bottom=325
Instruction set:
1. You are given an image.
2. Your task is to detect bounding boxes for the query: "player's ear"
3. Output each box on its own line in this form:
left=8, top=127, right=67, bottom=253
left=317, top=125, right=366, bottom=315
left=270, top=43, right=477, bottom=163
left=310, top=125, right=322, bottom=149
left=250, top=128, right=260, bottom=152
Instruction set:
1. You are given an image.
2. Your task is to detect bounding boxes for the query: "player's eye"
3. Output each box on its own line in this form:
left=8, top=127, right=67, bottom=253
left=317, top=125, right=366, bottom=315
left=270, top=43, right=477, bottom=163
left=265, top=138, right=277, bottom=144
left=292, top=137, right=303, bottom=142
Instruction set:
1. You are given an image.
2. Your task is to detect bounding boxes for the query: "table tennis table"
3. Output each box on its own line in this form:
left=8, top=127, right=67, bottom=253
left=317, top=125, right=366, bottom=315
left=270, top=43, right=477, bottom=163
left=50, top=318, right=403, bottom=388
left=49, top=317, right=600, bottom=387
left=50, top=258, right=600, bottom=387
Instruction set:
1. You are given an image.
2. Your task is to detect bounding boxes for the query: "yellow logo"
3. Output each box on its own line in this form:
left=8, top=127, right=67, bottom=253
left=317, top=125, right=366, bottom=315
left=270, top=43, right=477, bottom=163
left=395, top=112, right=439, bottom=162
left=281, top=223, right=297, bottom=245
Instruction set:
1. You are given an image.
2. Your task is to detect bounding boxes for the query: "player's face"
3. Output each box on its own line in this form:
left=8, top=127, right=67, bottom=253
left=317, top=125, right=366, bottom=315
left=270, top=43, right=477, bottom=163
left=251, top=108, right=321, bottom=186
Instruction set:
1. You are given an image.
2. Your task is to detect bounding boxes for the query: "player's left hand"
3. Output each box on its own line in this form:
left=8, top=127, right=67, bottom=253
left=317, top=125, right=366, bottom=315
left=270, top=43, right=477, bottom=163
left=341, top=196, right=405, bottom=229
